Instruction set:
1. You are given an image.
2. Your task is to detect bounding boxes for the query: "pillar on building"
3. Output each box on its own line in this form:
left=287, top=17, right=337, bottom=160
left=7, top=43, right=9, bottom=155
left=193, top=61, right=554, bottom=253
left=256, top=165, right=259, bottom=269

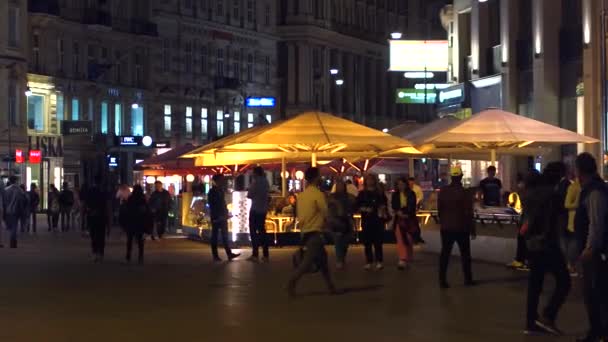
left=471, top=0, right=490, bottom=78
left=500, top=0, right=519, bottom=113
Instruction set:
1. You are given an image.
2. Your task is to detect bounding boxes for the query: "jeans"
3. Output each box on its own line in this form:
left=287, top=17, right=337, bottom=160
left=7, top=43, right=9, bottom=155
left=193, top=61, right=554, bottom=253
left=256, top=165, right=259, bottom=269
left=4, top=214, right=19, bottom=248
left=249, top=211, right=269, bottom=258
left=526, top=247, right=571, bottom=327
left=30, top=211, right=37, bottom=233
left=154, top=212, right=167, bottom=238
left=515, top=233, right=528, bottom=263
left=126, top=231, right=144, bottom=262
left=561, top=231, right=580, bottom=268
left=47, top=211, right=59, bottom=231
left=89, top=217, right=106, bottom=257
left=288, top=232, right=335, bottom=292
left=333, top=232, right=351, bottom=264
left=439, top=231, right=473, bottom=284
left=362, top=219, right=384, bottom=264
left=60, top=207, right=72, bottom=231
left=582, top=255, right=608, bottom=337
left=211, top=220, right=232, bottom=259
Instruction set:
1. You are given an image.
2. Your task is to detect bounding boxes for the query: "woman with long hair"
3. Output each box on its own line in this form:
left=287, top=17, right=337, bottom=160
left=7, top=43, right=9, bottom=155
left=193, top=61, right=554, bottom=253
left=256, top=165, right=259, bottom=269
left=391, top=177, right=417, bottom=270
left=124, top=185, right=149, bottom=264
left=356, top=174, right=388, bottom=270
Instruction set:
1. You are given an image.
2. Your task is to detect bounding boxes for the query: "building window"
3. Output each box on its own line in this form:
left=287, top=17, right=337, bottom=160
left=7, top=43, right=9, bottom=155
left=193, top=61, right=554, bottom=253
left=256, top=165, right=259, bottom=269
left=8, top=80, right=18, bottom=126
left=163, top=39, right=170, bottom=72
left=72, top=98, right=79, bottom=120
left=265, top=4, right=271, bottom=25
left=217, top=48, right=224, bottom=77
left=233, top=111, right=240, bottom=133
left=73, top=42, right=80, bottom=76
left=100, top=101, right=108, bottom=134
left=216, top=0, right=224, bottom=16
left=135, top=50, right=143, bottom=86
left=32, top=32, right=40, bottom=71
left=216, top=110, right=224, bottom=136
left=114, top=50, right=122, bottom=83
left=247, top=53, right=254, bottom=82
left=233, top=51, right=240, bottom=79
left=56, top=94, right=64, bottom=123
left=164, top=104, right=172, bottom=137
left=114, top=103, right=122, bottom=135
left=8, top=6, right=19, bottom=48
left=201, top=46, right=208, bottom=74
left=58, top=39, right=65, bottom=72
left=27, top=94, right=45, bottom=132
left=87, top=44, right=96, bottom=71
left=131, top=105, right=144, bottom=136
left=265, top=56, right=270, bottom=84
left=247, top=0, right=253, bottom=22
left=201, top=107, right=208, bottom=137
left=247, top=113, right=254, bottom=128
left=185, top=41, right=193, bottom=73
left=86, top=98, right=93, bottom=121
left=185, top=106, right=193, bottom=138
left=233, top=0, right=239, bottom=19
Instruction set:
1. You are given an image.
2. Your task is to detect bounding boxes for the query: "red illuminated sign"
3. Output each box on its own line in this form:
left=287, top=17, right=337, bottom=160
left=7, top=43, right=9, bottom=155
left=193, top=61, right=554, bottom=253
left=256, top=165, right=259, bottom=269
left=29, top=150, right=41, bottom=164
left=15, top=149, right=24, bottom=164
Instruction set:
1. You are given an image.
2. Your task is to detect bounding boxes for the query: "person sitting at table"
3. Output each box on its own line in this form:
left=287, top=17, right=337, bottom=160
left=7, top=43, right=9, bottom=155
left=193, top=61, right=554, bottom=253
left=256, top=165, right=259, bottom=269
left=479, top=165, right=503, bottom=207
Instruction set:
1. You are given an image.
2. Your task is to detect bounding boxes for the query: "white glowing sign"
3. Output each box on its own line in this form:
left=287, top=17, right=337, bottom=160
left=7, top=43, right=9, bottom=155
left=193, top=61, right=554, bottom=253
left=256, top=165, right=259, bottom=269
left=389, top=40, right=449, bottom=72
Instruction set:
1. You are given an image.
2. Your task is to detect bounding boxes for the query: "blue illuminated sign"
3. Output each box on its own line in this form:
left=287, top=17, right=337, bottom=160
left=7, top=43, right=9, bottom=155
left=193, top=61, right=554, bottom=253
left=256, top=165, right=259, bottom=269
left=246, top=97, right=276, bottom=107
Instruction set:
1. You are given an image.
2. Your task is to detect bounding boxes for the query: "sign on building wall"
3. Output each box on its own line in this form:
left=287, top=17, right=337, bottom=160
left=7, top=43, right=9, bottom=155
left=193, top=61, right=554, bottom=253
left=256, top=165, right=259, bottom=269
left=389, top=40, right=449, bottom=72
left=395, top=88, right=437, bottom=104
left=61, top=120, right=92, bottom=136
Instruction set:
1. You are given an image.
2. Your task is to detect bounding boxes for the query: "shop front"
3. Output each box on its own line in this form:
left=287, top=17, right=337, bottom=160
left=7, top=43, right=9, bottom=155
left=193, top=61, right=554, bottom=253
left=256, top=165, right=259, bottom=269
left=26, top=135, right=64, bottom=210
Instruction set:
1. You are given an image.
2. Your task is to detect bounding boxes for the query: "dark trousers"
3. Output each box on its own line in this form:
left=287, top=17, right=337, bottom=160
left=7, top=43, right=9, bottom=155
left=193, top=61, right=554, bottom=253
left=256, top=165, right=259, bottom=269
left=249, top=211, right=269, bottom=258
left=526, top=247, right=571, bottom=327
left=439, top=231, right=473, bottom=284
left=5, top=214, right=19, bottom=248
left=60, top=207, right=71, bottom=231
left=362, top=220, right=384, bottom=263
left=154, top=213, right=167, bottom=238
left=126, top=231, right=144, bottom=262
left=288, top=232, right=335, bottom=291
left=89, top=217, right=106, bottom=257
left=211, top=220, right=232, bottom=259
left=582, top=256, right=608, bottom=337
left=516, top=233, right=528, bottom=263
left=80, top=210, right=87, bottom=232
left=30, top=211, right=37, bottom=233
left=47, top=212, right=59, bottom=231
left=20, top=212, right=29, bottom=233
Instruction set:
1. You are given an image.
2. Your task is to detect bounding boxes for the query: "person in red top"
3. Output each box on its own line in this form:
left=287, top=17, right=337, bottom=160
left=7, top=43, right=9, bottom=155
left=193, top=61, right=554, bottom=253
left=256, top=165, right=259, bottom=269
left=437, top=166, right=476, bottom=289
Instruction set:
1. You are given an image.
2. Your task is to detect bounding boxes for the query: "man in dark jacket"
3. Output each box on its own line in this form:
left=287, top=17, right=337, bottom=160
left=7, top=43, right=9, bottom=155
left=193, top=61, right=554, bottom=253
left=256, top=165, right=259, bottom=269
left=523, top=162, right=571, bottom=336
left=27, top=184, right=40, bottom=233
left=149, top=181, right=171, bottom=239
left=437, top=166, right=475, bottom=289
left=3, top=176, right=26, bottom=248
left=84, top=177, right=108, bottom=263
left=575, top=153, right=608, bottom=342
left=247, top=166, right=270, bottom=262
left=59, top=182, right=74, bottom=232
left=208, top=174, right=239, bottom=262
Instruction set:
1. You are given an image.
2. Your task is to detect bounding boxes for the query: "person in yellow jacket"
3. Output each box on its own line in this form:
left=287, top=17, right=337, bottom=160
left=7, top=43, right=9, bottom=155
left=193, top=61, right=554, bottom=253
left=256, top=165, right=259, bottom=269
left=563, top=178, right=581, bottom=276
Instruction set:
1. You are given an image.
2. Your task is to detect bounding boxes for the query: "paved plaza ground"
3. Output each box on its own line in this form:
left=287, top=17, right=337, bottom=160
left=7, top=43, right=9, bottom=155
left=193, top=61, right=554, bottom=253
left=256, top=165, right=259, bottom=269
left=0, top=221, right=588, bottom=342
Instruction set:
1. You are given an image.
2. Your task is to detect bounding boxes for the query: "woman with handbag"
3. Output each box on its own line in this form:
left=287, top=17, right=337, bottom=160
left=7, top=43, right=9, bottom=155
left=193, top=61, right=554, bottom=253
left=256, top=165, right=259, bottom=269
left=328, top=180, right=356, bottom=269
left=391, top=177, right=417, bottom=270
left=356, top=175, right=389, bottom=271
left=124, top=185, right=149, bottom=264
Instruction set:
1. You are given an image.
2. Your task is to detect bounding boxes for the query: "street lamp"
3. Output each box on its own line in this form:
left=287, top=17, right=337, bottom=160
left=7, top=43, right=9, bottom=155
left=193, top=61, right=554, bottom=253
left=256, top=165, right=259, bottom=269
left=382, top=128, right=389, bottom=133
left=390, top=32, right=403, bottom=40
left=131, top=103, right=139, bottom=109
left=335, top=79, right=344, bottom=86
left=25, top=87, right=32, bottom=97
left=329, top=68, right=339, bottom=75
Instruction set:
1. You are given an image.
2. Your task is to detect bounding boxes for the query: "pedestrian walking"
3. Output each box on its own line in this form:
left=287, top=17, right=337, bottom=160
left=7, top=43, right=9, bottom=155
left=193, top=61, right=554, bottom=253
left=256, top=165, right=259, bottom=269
left=84, top=177, right=108, bottom=263
left=59, top=182, right=74, bottom=231
left=391, top=177, right=417, bottom=270
left=523, top=162, right=571, bottom=336
left=506, top=173, right=530, bottom=270
left=408, top=177, right=425, bottom=244
left=18, top=184, right=30, bottom=233
left=116, top=184, right=131, bottom=234
left=327, top=179, right=355, bottom=269
left=149, top=181, right=171, bottom=240
left=3, top=176, right=27, bottom=248
left=287, top=167, right=337, bottom=297
left=356, top=174, right=389, bottom=270
left=27, top=184, right=40, bottom=234
left=437, top=166, right=476, bottom=289
left=124, top=185, right=149, bottom=264
left=479, top=165, right=503, bottom=206
left=247, top=166, right=270, bottom=262
left=563, top=177, right=581, bottom=276
left=574, top=153, right=608, bottom=342
left=207, top=174, right=240, bottom=262
left=47, top=184, right=60, bottom=232
left=78, top=183, right=88, bottom=234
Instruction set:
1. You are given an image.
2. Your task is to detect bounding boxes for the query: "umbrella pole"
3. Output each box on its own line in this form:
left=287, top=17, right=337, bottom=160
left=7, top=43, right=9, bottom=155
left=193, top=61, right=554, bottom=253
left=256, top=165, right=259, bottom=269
left=490, top=149, right=497, bottom=166
left=408, top=158, right=415, bottom=177
left=281, top=156, right=287, bottom=198
left=311, top=152, right=317, bottom=167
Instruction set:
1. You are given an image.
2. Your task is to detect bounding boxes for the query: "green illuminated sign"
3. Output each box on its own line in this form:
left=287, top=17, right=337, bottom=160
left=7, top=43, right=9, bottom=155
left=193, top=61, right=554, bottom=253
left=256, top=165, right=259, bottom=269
left=395, top=88, right=437, bottom=104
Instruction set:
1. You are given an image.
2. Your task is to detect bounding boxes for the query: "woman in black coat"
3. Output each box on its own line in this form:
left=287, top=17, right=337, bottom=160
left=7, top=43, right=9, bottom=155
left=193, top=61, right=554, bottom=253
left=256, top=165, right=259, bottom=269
left=124, top=185, right=150, bottom=264
left=391, top=177, right=417, bottom=270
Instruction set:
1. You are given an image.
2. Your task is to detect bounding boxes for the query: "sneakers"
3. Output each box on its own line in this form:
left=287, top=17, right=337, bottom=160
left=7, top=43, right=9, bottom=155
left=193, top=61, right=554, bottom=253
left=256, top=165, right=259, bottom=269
left=364, top=263, right=372, bottom=271
left=397, top=260, right=408, bottom=270
left=376, top=263, right=384, bottom=270
left=506, top=260, right=525, bottom=269
left=524, top=322, right=550, bottom=336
